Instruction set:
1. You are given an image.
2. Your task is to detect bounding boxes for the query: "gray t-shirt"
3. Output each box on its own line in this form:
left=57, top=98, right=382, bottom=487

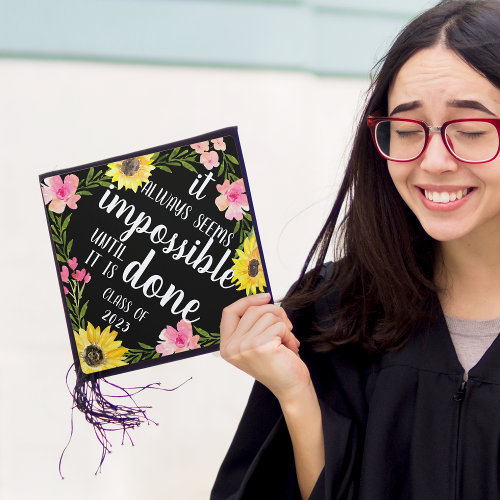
left=445, top=314, right=500, bottom=380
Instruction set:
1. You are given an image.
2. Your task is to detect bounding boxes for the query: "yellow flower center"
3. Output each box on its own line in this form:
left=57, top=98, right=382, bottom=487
left=84, top=345, right=104, bottom=367
left=120, top=158, right=141, bottom=176
left=247, top=258, right=260, bottom=278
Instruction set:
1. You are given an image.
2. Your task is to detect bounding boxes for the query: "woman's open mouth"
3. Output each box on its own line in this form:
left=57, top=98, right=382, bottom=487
left=417, top=186, right=476, bottom=211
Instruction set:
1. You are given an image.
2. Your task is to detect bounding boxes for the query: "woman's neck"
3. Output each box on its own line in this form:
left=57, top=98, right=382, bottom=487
left=435, top=225, right=500, bottom=320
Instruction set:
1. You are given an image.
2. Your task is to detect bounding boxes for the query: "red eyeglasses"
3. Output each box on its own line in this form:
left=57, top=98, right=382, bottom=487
left=367, top=116, right=500, bottom=164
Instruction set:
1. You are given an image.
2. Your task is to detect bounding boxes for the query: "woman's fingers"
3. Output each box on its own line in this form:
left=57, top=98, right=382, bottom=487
left=219, top=294, right=311, bottom=403
left=220, top=293, right=272, bottom=337
left=235, top=304, right=290, bottom=336
left=221, top=293, right=294, bottom=343
left=243, top=311, right=299, bottom=352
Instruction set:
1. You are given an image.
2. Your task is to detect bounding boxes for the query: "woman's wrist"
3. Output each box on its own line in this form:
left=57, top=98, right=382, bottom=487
left=278, top=378, right=324, bottom=500
left=277, top=379, right=319, bottom=415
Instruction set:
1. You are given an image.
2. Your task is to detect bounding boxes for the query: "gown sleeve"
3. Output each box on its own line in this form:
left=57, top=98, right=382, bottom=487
left=211, top=278, right=366, bottom=500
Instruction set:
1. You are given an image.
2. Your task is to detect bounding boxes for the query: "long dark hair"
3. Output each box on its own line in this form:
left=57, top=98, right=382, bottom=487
left=282, top=0, right=500, bottom=353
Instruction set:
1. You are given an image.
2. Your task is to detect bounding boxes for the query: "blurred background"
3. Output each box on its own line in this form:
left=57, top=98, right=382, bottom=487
left=1, top=0, right=435, bottom=498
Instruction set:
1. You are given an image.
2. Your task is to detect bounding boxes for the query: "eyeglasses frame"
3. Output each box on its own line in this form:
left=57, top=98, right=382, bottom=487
left=367, top=116, right=500, bottom=164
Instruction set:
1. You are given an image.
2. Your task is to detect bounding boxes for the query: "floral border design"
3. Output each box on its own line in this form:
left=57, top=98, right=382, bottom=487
left=42, top=135, right=265, bottom=370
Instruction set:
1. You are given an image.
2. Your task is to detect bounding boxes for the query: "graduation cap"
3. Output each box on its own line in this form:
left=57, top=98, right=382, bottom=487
left=39, top=127, right=271, bottom=473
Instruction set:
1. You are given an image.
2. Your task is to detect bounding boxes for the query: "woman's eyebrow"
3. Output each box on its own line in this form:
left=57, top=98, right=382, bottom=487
left=389, top=101, right=421, bottom=116
left=389, top=99, right=496, bottom=117
left=447, top=99, right=496, bottom=115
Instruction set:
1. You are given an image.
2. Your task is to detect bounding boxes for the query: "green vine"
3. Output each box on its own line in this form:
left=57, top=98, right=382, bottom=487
left=194, top=326, right=220, bottom=347
left=217, top=151, right=240, bottom=183
left=49, top=211, right=74, bottom=263
left=123, top=343, right=161, bottom=364
left=76, top=167, right=111, bottom=195
left=65, top=283, right=89, bottom=332
left=233, top=211, right=253, bottom=245
left=46, top=168, right=110, bottom=331
left=151, top=147, right=199, bottom=174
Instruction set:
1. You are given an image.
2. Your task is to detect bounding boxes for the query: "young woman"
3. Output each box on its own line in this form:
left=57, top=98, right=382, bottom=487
left=211, top=1, right=500, bottom=498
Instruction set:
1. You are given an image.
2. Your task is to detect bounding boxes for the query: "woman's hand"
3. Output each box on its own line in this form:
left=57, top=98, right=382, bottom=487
left=220, top=293, right=312, bottom=405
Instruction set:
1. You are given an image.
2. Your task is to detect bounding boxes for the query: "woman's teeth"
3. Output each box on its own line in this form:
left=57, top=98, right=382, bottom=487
left=424, top=188, right=471, bottom=203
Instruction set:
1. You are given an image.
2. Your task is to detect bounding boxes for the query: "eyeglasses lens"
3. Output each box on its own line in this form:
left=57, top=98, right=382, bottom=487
left=374, top=120, right=499, bottom=162
left=375, top=121, right=425, bottom=161
left=445, top=121, right=498, bottom=162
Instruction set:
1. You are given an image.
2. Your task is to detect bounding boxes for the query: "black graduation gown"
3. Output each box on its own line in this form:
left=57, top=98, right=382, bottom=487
left=211, top=277, right=500, bottom=500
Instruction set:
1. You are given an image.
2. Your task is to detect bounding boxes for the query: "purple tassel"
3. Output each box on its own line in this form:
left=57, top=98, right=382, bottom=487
left=59, top=364, right=191, bottom=477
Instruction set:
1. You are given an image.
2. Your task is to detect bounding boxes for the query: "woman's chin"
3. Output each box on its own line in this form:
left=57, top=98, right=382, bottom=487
left=419, top=221, right=470, bottom=243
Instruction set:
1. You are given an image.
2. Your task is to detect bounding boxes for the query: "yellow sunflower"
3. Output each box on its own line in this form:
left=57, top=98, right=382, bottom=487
left=74, top=322, right=128, bottom=374
left=231, top=234, right=267, bottom=295
left=106, top=154, right=155, bottom=192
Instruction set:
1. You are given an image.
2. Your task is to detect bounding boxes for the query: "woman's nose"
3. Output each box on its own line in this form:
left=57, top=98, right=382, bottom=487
left=419, top=132, right=459, bottom=173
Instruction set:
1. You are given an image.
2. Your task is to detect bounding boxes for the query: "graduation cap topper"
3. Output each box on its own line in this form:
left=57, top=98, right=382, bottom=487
left=40, top=127, right=271, bottom=472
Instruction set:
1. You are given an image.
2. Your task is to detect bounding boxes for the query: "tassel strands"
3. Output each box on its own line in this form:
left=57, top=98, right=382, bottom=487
left=59, top=364, right=191, bottom=477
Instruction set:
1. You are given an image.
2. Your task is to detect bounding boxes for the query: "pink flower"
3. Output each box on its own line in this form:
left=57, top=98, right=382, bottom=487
left=200, top=151, right=220, bottom=170
left=68, top=257, right=78, bottom=270
left=63, top=286, right=69, bottom=295
left=156, top=320, right=201, bottom=356
left=190, top=141, right=209, bottom=153
left=215, top=178, right=249, bottom=221
left=211, top=138, right=226, bottom=151
left=60, top=266, right=69, bottom=283
left=41, top=175, right=81, bottom=214
left=72, top=268, right=89, bottom=282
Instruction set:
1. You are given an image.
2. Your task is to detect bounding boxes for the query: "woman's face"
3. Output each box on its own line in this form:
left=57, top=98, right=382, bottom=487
left=387, top=45, right=500, bottom=243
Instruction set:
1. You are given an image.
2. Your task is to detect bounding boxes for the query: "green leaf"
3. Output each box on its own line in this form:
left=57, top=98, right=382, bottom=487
left=138, top=342, right=153, bottom=350
left=150, top=152, right=160, bottom=162
left=217, top=164, right=224, bottom=177
left=155, top=153, right=169, bottom=163
left=55, top=214, right=62, bottom=228
left=226, top=154, right=239, bottom=165
left=62, top=213, right=72, bottom=231
left=52, top=236, right=62, bottom=245
left=181, top=161, right=198, bottom=173
left=80, top=300, right=89, bottom=319
left=69, top=312, right=77, bottom=324
left=86, top=167, right=95, bottom=184
left=198, top=337, right=219, bottom=348
left=50, top=224, right=58, bottom=235
left=48, top=210, right=56, bottom=223
left=56, top=253, right=66, bottom=263
left=153, top=352, right=161, bottom=359
left=194, top=327, right=220, bottom=342
left=178, top=149, right=188, bottom=157
left=155, top=165, right=172, bottom=174
left=77, top=190, right=93, bottom=196
left=243, top=211, right=252, bottom=221
left=129, top=355, right=141, bottom=364
left=194, top=326, right=209, bottom=337
left=233, top=221, right=241, bottom=234
left=99, top=181, right=111, bottom=188
left=170, top=147, right=181, bottom=159
left=67, top=239, right=74, bottom=255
